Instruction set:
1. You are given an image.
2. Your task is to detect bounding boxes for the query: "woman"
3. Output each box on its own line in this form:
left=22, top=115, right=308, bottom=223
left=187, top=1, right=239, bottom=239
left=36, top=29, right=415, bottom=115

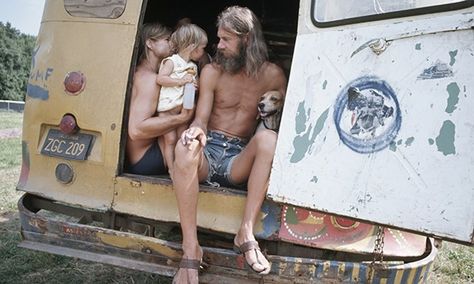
left=126, top=22, right=194, bottom=175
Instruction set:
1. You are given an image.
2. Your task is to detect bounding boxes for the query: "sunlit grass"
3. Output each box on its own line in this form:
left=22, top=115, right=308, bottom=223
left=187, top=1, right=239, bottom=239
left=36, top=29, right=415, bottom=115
left=0, top=110, right=23, bottom=129
left=0, top=111, right=171, bottom=283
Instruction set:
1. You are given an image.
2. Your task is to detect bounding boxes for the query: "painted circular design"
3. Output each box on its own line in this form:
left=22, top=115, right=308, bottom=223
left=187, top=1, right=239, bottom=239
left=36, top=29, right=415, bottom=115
left=334, top=76, right=401, bottom=153
left=282, top=206, right=373, bottom=243
left=330, top=216, right=360, bottom=230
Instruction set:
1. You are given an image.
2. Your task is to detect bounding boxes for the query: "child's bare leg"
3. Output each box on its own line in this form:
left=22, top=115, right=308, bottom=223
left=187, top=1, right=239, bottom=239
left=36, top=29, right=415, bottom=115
left=158, top=108, right=181, bottom=179
left=162, top=130, right=178, bottom=178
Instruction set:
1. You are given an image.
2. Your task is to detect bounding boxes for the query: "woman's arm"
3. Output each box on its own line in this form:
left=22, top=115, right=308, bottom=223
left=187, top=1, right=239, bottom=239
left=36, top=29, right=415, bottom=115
left=128, top=72, right=193, bottom=141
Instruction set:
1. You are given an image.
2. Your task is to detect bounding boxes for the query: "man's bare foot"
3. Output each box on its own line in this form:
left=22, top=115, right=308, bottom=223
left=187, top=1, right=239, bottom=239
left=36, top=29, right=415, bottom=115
left=234, top=235, right=271, bottom=274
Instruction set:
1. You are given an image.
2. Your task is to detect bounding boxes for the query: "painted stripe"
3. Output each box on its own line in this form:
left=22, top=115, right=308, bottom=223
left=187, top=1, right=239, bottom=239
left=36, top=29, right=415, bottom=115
left=307, top=263, right=316, bottom=280
left=422, top=263, right=432, bottom=283
left=338, top=262, right=345, bottom=275
left=413, top=266, right=423, bottom=283
left=342, top=262, right=352, bottom=282
left=294, top=261, right=302, bottom=276
left=278, top=261, right=288, bottom=275
left=316, top=260, right=324, bottom=278
left=400, top=267, right=411, bottom=283
left=372, top=272, right=381, bottom=284
left=394, top=269, right=404, bottom=284
left=418, top=264, right=428, bottom=283
left=387, top=268, right=400, bottom=284
left=351, top=263, right=360, bottom=283
left=407, top=266, right=418, bottom=283
left=323, top=261, right=331, bottom=276
left=26, top=84, right=49, bottom=100
left=359, top=265, right=368, bottom=283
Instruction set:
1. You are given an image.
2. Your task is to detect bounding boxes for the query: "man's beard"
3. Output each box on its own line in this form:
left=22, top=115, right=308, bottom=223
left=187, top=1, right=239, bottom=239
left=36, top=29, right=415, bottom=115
left=214, top=42, right=246, bottom=74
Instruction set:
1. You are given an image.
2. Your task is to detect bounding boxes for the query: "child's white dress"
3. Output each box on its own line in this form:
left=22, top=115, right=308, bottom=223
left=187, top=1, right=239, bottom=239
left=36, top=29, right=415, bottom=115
left=157, top=54, right=197, bottom=112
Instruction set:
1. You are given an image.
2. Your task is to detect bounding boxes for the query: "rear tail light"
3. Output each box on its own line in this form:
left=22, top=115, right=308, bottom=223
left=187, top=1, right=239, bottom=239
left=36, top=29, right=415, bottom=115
left=64, top=71, right=86, bottom=95
left=56, top=163, right=74, bottom=184
left=60, top=114, right=78, bottom=134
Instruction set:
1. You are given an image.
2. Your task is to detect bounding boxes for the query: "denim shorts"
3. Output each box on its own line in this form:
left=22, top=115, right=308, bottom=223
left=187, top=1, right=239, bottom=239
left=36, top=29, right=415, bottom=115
left=203, top=131, right=248, bottom=189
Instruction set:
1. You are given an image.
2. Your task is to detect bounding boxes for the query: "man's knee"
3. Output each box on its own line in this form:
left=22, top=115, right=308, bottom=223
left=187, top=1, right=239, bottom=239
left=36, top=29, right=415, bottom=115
left=253, top=130, right=278, bottom=156
left=174, top=141, right=202, bottom=170
left=163, top=132, right=177, bottom=145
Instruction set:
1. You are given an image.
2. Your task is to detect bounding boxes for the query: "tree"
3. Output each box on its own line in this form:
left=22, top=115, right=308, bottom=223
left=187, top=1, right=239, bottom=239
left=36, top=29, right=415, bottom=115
left=0, top=22, right=36, bottom=101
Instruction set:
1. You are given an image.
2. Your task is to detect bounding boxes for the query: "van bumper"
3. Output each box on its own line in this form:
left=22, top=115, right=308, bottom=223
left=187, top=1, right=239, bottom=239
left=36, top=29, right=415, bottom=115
left=18, top=193, right=437, bottom=283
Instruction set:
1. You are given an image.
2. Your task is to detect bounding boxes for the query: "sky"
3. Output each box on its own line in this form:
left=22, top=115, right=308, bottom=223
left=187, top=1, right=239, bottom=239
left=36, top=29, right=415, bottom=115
left=0, top=0, right=46, bottom=35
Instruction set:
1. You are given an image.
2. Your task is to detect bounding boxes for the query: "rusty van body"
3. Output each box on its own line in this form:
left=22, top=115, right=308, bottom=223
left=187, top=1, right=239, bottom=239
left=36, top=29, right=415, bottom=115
left=18, top=0, right=473, bottom=283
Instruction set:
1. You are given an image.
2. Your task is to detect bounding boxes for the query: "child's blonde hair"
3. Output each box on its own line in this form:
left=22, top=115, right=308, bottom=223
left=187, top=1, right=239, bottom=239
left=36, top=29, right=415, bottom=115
left=170, top=24, right=207, bottom=54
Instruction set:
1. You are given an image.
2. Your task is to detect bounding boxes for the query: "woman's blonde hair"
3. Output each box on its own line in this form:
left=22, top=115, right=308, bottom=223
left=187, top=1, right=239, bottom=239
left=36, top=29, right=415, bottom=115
left=138, top=22, right=171, bottom=63
left=217, top=6, right=268, bottom=77
left=170, top=24, right=207, bottom=54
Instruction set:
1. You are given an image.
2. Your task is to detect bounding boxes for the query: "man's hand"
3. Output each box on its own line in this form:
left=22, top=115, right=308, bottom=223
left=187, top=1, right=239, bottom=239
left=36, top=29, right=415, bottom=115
left=181, top=127, right=206, bottom=147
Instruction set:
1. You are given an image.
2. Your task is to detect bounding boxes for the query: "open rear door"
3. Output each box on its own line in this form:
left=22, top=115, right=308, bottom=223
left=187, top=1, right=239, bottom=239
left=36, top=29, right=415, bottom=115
left=20, top=0, right=143, bottom=209
left=268, top=0, right=474, bottom=245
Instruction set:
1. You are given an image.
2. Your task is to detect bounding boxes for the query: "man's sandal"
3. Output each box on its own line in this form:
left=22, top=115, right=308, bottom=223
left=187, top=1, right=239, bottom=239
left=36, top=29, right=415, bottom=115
left=233, top=241, right=271, bottom=275
left=172, top=258, right=209, bottom=284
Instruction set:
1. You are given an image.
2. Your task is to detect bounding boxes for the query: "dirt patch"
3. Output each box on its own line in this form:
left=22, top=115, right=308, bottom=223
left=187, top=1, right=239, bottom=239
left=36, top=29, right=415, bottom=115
left=0, top=128, right=22, bottom=139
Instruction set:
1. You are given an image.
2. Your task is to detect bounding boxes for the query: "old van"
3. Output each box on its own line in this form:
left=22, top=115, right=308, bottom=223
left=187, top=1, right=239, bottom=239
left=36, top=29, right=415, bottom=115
left=19, top=0, right=473, bottom=282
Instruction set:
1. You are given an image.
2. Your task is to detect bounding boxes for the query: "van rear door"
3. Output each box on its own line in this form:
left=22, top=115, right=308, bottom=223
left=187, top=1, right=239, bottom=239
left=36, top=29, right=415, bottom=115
left=20, top=0, right=143, bottom=209
left=269, top=0, right=474, bottom=244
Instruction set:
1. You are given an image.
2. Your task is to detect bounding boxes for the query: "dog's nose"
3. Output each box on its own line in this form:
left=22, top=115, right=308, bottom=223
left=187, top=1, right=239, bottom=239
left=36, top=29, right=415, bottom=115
left=258, top=102, right=265, bottom=110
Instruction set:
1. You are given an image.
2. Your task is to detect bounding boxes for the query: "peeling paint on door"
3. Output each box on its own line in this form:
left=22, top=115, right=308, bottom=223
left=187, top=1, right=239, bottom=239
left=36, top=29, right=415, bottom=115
left=290, top=106, right=329, bottom=163
left=446, top=82, right=460, bottom=114
left=435, top=120, right=456, bottom=155
left=449, top=50, right=458, bottom=66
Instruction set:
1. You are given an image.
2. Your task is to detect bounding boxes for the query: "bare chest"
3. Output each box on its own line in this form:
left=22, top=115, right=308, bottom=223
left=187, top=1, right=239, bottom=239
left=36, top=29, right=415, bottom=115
left=213, top=74, right=267, bottom=110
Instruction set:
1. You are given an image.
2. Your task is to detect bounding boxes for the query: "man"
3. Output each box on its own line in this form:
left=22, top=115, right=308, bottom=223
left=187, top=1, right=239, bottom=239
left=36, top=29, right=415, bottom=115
left=172, top=6, right=287, bottom=283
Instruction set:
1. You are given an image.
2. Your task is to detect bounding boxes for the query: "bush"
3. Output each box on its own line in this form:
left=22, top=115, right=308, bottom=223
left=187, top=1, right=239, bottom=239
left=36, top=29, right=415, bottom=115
left=0, top=22, right=36, bottom=101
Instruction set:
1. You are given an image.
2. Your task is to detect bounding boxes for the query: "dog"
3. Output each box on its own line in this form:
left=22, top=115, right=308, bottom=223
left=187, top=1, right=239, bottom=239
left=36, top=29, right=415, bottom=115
left=346, top=87, right=394, bottom=136
left=257, top=90, right=284, bottom=132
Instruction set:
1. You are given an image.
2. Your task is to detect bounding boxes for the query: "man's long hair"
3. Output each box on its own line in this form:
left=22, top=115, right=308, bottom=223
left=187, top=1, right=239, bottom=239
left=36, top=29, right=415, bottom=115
left=216, top=6, right=268, bottom=77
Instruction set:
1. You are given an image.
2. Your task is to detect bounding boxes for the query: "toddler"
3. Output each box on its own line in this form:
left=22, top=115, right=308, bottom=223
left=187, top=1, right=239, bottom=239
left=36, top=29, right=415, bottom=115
left=156, top=24, right=207, bottom=178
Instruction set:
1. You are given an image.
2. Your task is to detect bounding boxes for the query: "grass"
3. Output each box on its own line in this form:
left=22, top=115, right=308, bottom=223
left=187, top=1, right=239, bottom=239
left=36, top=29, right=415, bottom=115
left=0, top=111, right=23, bottom=129
left=0, top=213, right=169, bottom=284
left=0, top=138, right=22, bottom=170
left=430, top=242, right=474, bottom=283
left=0, top=110, right=472, bottom=283
left=0, top=111, right=170, bottom=283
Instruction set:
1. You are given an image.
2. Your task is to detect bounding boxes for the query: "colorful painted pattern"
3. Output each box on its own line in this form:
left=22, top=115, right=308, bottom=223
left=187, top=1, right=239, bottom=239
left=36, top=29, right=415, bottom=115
left=279, top=205, right=427, bottom=257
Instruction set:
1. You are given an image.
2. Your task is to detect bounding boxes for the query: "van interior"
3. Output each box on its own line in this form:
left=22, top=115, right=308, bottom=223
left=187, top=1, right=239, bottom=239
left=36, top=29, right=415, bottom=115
left=144, top=0, right=299, bottom=77
left=122, top=0, right=299, bottom=179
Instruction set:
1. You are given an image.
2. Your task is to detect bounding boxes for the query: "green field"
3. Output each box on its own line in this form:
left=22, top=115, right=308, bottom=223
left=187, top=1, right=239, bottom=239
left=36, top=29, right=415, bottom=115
left=0, top=110, right=472, bottom=283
